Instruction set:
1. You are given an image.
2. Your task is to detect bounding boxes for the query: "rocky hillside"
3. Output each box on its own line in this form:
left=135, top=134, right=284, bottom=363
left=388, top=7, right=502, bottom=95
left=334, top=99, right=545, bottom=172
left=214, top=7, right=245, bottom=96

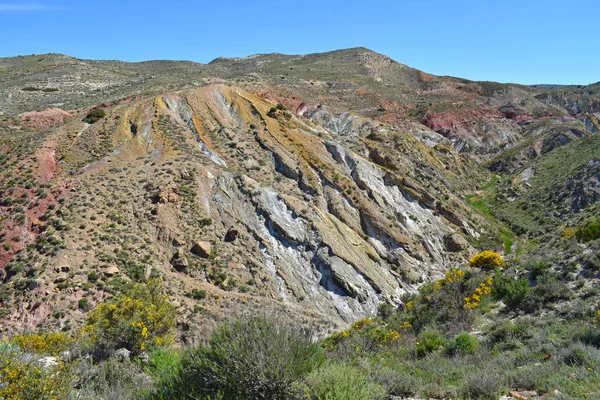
left=0, top=48, right=598, bottom=341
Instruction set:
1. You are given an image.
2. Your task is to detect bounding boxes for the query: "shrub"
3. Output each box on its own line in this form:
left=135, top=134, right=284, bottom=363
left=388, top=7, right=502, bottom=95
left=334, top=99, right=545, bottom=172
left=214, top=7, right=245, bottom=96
left=12, top=331, right=74, bottom=355
left=491, top=271, right=529, bottom=311
left=445, top=332, right=478, bottom=356
left=403, top=268, right=481, bottom=335
left=79, top=297, right=90, bottom=310
left=75, top=356, right=154, bottom=399
left=459, top=366, right=505, bottom=400
left=526, top=259, right=550, bottom=281
left=170, top=315, right=324, bottom=399
left=87, top=271, right=98, bottom=282
left=0, top=343, right=72, bottom=400
left=83, top=108, right=106, bottom=124
left=469, top=251, right=504, bottom=270
left=576, top=222, right=600, bottom=242
left=304, top=362, right=386, bottom=400
left=83, top=279, right=175, bottom=354
left=416, top=330, right=446, bottom=357
left=146, top=348, right=182, bottom=396
left=372, top=367, right=419, bottom=397
left=521, top=280, right=571, bottom=312
left=186, top=288, right=207, bottom=300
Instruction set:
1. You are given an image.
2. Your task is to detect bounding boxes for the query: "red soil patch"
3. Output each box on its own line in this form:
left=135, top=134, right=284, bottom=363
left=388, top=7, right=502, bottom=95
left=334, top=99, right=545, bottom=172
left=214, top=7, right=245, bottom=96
left=37, top=149, right=56, bottom=184
left=19, top=108, right=72, bottom=130
left=254, top=90, right=304, bottom=113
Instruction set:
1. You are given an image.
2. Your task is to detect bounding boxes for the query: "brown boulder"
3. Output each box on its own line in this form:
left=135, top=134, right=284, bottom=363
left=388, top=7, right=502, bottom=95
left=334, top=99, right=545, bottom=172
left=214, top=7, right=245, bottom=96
left=444, top=233, right=470, bottom=252
left=191, top=241, right=212, bottom=258
left=170, top=249, right=189, bottom=270
left=102, top=266, right=120, bottom=277
left=54, top=272, right=68, bottom=283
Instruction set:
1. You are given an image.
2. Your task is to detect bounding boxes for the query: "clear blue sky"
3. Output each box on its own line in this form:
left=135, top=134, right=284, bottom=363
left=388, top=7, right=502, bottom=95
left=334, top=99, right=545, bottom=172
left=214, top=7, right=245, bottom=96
left=1, top=0, right=598, bottom=85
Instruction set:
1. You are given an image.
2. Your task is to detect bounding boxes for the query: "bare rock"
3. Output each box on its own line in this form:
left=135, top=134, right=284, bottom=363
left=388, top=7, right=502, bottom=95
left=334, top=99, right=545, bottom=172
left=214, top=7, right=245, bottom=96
left=54, top=265, right=70, bottom=273
left=191, top=241, right=212, bottom=258
left=171, top=248, right=189, bottom=270
left=444, top=233, right=470, bottom=252
left=156, top=188, right=179, bottom=204
left=38, top=356, right=58, bottom=369
left=54, top=272, right=68, bottom=283
left=102, top=266, right=120, bottom=277
left=115, top=348, right=131, bottom=361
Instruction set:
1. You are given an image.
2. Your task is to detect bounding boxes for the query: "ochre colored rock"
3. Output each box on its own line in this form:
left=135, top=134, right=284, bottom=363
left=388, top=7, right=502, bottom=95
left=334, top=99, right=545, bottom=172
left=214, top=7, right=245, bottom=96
left=102, top=266, right=120, bottom=277
left=191, top=241, right=212, bottom=258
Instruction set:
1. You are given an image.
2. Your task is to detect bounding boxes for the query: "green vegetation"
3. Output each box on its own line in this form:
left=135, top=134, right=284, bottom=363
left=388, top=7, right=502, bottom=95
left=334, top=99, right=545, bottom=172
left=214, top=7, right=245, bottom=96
left=83, top=108, right=106, bottom=124
left=0, top=342, right=73, bottom=400
left=576, top=221, right=600, bottom=242
left=83, top=279, right=175, bottom=354
left=163, top=315, right=325, bottom=399
left=1, top=261, right=599, bottom=399
left=303, top=363, right=386, bottom=400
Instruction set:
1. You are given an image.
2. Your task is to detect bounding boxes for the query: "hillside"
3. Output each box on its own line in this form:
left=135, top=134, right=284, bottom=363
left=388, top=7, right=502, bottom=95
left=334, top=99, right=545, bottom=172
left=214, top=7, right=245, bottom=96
left=1, top=47, right=599, bottom=334
left=1, top=47, right=600, bottom=398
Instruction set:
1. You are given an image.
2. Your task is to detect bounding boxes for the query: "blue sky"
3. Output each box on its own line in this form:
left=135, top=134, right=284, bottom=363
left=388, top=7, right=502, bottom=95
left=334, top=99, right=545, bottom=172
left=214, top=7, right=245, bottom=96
left=0, top=0, right=597, bottom=85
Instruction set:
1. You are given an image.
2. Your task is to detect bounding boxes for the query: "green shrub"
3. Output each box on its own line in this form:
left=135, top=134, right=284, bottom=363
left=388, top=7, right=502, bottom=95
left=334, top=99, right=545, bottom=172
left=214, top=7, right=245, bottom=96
left=445, top=332, right=478, bottom=356
left=83, top=279, right=175, bottom=354
left=581, top=327, right=600, bottom=349
left=83, top=108, right=106, bottom=124
left=372, top=367, right=419, bottom=397
left=485, top=319, right=531, bottom=350
left=416, top=330, right=446, bottom=357
left=304, top=362, right=386, bottom=400
left=526, top=259, right=550, bottom=281
left=576, top=222, right=600, bottom=242
left=146, top=348, right=182, bottom=396
left=186, top=288, right=207, bottom=299
left=521, top=280, right=571, bottom=312
left=78, top=297, right=90, bottom=310
left=491, top=271, right=529, bottom=311
left=169, top=315, right=324, bottom=399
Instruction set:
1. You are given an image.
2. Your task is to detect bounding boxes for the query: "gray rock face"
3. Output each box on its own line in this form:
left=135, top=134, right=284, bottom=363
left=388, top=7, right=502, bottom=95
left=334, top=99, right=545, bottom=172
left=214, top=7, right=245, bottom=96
left=562, top=160, right=600, bottom=213
left=152, top=89, right=481, bottom=324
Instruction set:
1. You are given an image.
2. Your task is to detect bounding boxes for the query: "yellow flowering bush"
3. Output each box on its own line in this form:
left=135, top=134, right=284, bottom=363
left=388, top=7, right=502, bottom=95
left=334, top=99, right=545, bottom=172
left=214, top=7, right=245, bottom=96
left=323, top=317, right=410, bottom=350
left=469, top=251, right=504, bottom=270
left=0, top=344, right=72, bottom=400
left=432, top=268, right=465, bottom=290
left=83, top=279, right=175, bottom=353
left=464, top=276, right=493, bottom=310
left=351, top=318, right=375, bottom=330
left=12, top=332, right=74, bottom=356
